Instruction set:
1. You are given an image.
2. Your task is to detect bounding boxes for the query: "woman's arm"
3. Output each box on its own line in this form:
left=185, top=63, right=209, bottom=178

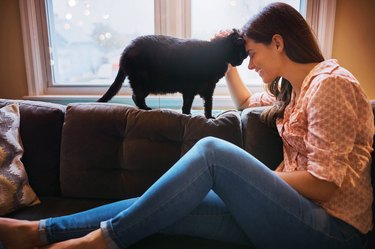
left=275, top=171, right=338, bottom=203
left=225, top=65, right=252, bottom=109
left=213, top=30, right=252, bottom=109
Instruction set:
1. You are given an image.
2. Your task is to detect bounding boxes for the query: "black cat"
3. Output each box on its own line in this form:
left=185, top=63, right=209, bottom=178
left=98, top=29, right=247, bottom=118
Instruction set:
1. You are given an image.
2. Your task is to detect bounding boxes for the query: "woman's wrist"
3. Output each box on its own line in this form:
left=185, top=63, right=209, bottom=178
left=225, top=64, right=236, bottom=78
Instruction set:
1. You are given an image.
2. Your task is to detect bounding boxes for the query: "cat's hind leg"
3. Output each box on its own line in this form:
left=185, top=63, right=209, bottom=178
left=129, top=76, right=152, bottom=110
left=132, top=91, right=151, bottom=110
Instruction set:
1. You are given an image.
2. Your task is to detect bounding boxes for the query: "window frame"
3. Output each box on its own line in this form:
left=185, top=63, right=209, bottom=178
left=19, top=0, right=336, bottom=108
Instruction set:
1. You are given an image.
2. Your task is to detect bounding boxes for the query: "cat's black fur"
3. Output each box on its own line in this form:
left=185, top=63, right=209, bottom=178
left=98, top=29, right=247, bottom=118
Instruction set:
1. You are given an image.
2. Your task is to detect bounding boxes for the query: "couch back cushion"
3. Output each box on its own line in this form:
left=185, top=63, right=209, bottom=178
left=60, top=103, right=242, bottom=199
left=0, top=99, right=65, bottom=196
left=241, top=107, right=283, bottom=170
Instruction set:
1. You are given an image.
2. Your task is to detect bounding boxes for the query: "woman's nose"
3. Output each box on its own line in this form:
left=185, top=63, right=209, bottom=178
left=248, top=59, right=255, bottom=70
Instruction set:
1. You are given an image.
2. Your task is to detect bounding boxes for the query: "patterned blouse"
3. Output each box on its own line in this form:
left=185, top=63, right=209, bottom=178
left=248, top=59, right=374, bottom=234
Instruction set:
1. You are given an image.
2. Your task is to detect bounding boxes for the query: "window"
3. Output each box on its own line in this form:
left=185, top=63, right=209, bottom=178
left=46, top=0, right=154, bottom=85
left=19, top=0, right=336, bottom=108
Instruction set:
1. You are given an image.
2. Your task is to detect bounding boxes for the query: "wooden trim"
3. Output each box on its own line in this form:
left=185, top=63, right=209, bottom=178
left=19, top=0, right=336, bottom=97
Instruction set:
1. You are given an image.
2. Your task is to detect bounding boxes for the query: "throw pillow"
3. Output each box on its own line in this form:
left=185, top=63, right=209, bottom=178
left=0, top=103, right=40, bottom=215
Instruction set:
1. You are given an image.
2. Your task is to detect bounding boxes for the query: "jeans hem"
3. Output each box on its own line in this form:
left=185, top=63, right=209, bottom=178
left=101, top=221, right=122, bottom=249
left=38, top=219, right=50, bottom=244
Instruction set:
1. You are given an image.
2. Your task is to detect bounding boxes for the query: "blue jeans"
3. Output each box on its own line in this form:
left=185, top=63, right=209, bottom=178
left=40, top=137, right=365, bottom=249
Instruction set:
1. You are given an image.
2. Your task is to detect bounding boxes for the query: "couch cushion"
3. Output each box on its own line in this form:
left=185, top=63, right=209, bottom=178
left=60, top=103, right=242, bottom=199
left=129, top=234, right=253, bottom=249
left=240, top=107, right=283, bottom=170
left=0, top=99, right=66, bottom=197
left=5, top=196, right=113, bottom=220
left=181, top=110, right=242, bottom=155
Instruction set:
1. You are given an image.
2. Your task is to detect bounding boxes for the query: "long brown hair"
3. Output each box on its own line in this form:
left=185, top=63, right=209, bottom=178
left=242, top=2, right=324, bottom=125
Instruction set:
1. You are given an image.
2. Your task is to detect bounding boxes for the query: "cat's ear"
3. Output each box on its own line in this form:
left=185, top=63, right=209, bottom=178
left=231, top=28, right=240, bottom=34
left=230, top=28, right=244, bottom=44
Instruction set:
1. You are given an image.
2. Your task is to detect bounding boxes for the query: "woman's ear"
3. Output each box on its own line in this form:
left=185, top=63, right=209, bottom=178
left=272, top=34, right=284, bottom=52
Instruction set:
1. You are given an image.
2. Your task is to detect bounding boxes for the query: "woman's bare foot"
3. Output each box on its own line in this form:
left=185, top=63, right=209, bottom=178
left=40, top=229, right=108, bottom=249
left=0, top=217, right=44, bottom=249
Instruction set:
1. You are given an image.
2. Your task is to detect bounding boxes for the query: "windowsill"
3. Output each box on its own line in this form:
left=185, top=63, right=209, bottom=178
left=23, top=94, right=238, bottom=111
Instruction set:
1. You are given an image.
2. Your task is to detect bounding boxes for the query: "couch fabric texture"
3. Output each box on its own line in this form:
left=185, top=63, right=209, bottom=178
left=0, top=98, right=373, bottom=249
left=60, top=104, right=242, bottom=199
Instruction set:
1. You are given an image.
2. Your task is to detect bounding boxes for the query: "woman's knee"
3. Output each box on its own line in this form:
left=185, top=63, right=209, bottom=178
left=195, top=136, right=225, bottom=152
left=195, top=136, right=264, bottom=172
left=194, top=136, right=244, bottom=163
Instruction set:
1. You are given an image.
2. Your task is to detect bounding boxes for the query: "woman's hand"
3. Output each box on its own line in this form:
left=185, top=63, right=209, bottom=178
left=211, top=29, right=233, bottom=41
left=275, top=171, right=338, bottom=203
left=211, top=29, right=252, bottom=109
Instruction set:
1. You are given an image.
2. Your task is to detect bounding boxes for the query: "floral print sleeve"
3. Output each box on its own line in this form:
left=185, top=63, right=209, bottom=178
left=248, top=92, right=276, bottom=107
left=305, top=75, right=358, bottom=187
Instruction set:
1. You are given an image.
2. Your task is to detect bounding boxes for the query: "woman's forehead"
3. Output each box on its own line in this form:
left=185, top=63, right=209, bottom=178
left=244, top=37, right=257, bottom=49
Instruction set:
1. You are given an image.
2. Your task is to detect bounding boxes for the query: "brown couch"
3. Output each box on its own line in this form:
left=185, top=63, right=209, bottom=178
left=0, top=98, right=373, bottom=249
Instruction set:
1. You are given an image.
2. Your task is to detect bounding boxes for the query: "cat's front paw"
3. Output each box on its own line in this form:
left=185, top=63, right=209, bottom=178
left=205, top=115, right=215, bottom=119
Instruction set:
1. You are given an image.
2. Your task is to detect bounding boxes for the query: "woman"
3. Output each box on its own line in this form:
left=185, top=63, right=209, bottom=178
left=0, top=2, right=372, bottom=249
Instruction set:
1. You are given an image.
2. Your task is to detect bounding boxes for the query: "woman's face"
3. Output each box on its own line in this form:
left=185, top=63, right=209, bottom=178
left=244, top=37, right=281, bottom=84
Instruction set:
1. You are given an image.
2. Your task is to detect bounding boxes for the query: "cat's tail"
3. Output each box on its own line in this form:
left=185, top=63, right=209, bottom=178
left=97, top=69, right=127, bottom=102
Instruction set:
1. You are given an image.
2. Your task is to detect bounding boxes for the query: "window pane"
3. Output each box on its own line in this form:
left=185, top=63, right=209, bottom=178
left=46, top=0, right=154, bottom=85
left=191, top=0, right=301, bottom=88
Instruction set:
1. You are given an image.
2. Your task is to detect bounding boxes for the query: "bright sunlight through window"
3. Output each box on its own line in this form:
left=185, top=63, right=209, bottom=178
left=46, top=0, right=301, bottom=90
